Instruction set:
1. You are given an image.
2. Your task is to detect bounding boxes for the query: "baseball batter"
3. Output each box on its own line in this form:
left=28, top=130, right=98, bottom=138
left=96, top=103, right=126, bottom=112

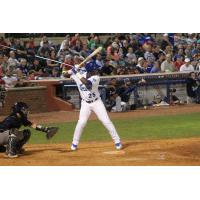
left=65, top=61, right=122, bottom=150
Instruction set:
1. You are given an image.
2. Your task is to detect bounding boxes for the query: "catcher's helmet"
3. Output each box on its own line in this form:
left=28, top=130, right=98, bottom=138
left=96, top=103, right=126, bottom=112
left=12, top=102, right=29, bottom=117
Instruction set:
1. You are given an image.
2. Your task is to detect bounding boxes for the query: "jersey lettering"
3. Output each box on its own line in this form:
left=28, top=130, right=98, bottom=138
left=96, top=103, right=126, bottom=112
left=79, top=84, right=88, bottom=91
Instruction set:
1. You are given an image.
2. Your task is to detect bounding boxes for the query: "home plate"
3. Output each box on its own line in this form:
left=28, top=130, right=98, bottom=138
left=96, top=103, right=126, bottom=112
left=103, top=150, right=125, bottom=155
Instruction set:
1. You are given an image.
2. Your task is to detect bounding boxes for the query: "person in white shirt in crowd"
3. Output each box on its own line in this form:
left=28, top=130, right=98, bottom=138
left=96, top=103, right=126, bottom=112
left=2, top=69, right=18, bottom=88
left=136, top=57, right=146, bottom=73
left=144, top=45, right=156, bottom=63
left=179, top=58, right=194, bottom=72
left=126, top=47, right=137, bottom=65
left=7, top=51, right=20, bottom=73
left=161, top=54, right=175, bottom=73
left=40, top=36, right=52, bottom=47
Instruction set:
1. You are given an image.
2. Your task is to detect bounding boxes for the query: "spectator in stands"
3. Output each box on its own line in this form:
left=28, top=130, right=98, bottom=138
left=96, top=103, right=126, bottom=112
left=59, top=35, right=70, bottom=51
left=57, top=40, right=71, bottom=62
left=37, top=40, right=51, bottom=57
left=31, top=58, right=43, bottom=72
left=0, top=37, right=7, bottom=51
left=180, top=58, right=194, bottom=72
left=0, top=55, right=9, bottom=75
left=160, top=34, right=172, bottom=51
left=72, top=39, right=83, bottom=52
left=186, top=33, right=197, bottom=45
left=164, top=45, right=173, bottom=55
left=185, top=44, right=193, bottom=59
left=46, top=50, right=60, bottom=75
left=61, top=54, right=73, bottom=75
left=157, top=53, right=166, bottom=67
left=17, top=58, right=29, bottom=75
left=27, top=70, right=36, bottom=80
left=40, top=36, right=52, bottom=48
left=121, top=40, right=129, bottom=57
left=150, top=61, right=161, bottom=73
left=71, top=33, right=81, bottom=47
left=0, top=54, right=3, bottom=77
left=144, top=45, right=156, bottom=64
left=7, top=51, right=20, bottom=72
left=161, top=54, right=175, bottom=73
left=28, top=37, right=35, bottom=49
left=3, top=33, right=200, bottom=80
left=14, top=39, right=27, bottom=59
left=80, top=42, right=90, bottom=58
left=153, top=45, right=164, bottom=60
left=174, top=48, right=185, bottom=61
left=25, top=40, right=35, bottom=63
left=126, top=47, right=137, bottom=66
left=2, top=69, right=18, bottom=88
left=136, top=57, right=146, bottom=73
left=51, top=68, right=60, bottom=78
left=174, top=55, right=184, bottom=71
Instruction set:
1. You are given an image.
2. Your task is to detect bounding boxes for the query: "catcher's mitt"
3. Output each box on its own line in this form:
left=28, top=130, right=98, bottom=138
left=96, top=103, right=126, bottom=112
left=46, top=127, right=59, bottom=140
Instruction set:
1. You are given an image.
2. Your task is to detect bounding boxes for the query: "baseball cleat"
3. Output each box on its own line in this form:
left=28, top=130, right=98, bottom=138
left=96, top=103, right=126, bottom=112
left=115, top=142, right=122, bottom=150
left=4, top=153, right=18, bottom=158
left=71, top=144, right=78, bottom=151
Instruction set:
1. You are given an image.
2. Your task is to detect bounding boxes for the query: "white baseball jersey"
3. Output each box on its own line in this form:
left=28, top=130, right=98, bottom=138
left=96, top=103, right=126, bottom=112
left=69, top=70, right=121, bottom=146
left=71, top=73, right=100, bottom=102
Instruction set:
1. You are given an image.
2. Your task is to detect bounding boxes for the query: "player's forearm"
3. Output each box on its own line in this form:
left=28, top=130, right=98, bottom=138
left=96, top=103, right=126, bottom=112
left=31, top=123, right=58, bottom=139
left=31, top=123, right=46, bottom=131
left=31, top=123, right=49, bottom=133
left=79, top=77, right=88, bottom=85
left=78, top=76, right=92, bottom=90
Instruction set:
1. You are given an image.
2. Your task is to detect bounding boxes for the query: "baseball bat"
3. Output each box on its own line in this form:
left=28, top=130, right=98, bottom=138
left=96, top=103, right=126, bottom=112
left=76, top=46, right=102, bottom=68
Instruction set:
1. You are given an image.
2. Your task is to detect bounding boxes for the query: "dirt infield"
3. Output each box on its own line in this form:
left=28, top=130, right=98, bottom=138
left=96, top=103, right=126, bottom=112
left=1, top=138, right=200, bottom=166
left=1, top=105, right=200, bottom=166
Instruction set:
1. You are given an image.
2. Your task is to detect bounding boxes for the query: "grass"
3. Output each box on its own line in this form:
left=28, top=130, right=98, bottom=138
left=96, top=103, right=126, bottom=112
left=28, top=112, right=200, bottom=144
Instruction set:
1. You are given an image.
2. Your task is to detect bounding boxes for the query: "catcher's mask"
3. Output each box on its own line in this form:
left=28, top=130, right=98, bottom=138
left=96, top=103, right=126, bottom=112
left=12, top=102, right=29, bottom=117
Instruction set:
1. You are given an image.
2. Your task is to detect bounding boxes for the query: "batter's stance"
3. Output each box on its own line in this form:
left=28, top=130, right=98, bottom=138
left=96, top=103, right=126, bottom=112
left=65, top=61, right=122, bottom=150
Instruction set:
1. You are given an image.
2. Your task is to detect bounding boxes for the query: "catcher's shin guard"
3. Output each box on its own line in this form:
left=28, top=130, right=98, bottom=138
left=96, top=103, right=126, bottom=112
left=16, top=129, right=31, bottom=154
left=6, top=134, right=18, bottom=157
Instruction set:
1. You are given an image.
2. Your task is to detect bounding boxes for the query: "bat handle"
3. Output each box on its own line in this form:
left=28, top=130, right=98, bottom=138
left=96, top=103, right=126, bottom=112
left=76, top=61, right=85, bottom=69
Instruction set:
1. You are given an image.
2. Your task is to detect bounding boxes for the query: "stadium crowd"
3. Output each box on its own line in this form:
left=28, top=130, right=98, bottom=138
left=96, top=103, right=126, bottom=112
left=1, top=33, right=200, bottom=88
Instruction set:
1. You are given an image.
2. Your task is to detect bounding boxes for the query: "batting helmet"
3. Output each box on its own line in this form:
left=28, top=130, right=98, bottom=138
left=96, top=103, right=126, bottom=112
left=12, top=102, right=29, bottom=117
left=85, top=61, right=101, bottom=73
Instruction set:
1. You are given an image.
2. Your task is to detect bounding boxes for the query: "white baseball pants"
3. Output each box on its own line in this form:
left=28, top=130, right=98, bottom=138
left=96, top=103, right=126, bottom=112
left=72, top=99, right=121, bottom=145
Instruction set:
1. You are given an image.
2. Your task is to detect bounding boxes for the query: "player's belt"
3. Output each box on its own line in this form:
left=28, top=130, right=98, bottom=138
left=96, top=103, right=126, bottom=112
left=85, top=98, right=98, bottom=104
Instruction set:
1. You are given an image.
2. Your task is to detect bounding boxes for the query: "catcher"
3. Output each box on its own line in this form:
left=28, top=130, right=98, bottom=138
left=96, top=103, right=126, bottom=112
left=0, top=102, right=58, bottom=158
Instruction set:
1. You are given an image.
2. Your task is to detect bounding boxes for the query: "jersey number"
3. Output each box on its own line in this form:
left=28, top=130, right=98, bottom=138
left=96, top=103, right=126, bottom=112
left=88, top=93, right=96, bottom=98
